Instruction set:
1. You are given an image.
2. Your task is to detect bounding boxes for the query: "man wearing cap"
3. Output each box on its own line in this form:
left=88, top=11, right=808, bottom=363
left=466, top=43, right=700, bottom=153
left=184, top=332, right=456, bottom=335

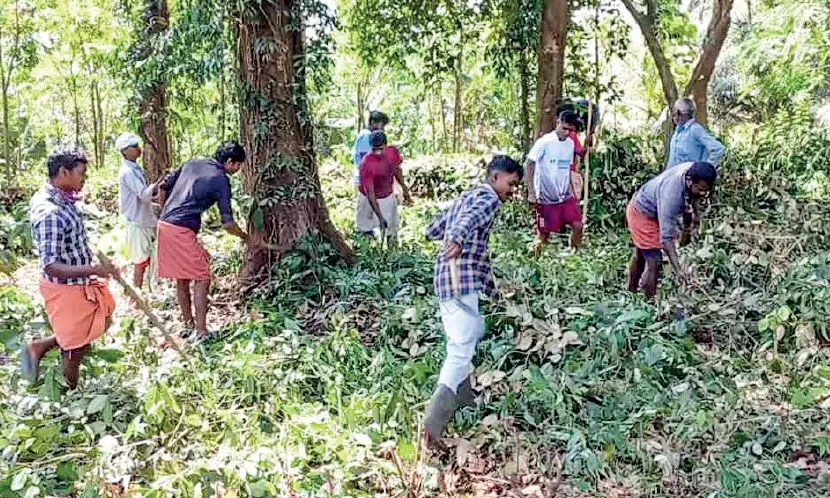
left=116, top=132, right=157, bottom=289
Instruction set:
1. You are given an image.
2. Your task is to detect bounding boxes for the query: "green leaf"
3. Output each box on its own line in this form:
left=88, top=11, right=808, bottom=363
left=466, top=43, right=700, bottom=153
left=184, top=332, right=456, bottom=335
left=91, top=349, right=125, bottom=363
left=615, top=309, right=650, bottom=325
left=10, top=470, right=27, bottom=492
left=87, top=394, right=108, bottom=415
left=56, top=462, right=79, bottom=482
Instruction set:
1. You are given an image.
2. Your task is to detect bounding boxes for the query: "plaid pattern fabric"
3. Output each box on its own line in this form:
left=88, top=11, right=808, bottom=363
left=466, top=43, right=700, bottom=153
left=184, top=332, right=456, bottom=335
left=426, top=183, right=501, bottom=301
left=29, top=185, right=93, bottom=285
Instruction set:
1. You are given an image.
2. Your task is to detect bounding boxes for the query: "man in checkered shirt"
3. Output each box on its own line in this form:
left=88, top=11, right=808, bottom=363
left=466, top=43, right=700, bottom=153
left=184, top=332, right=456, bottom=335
left=20, top=147, right=118, bottom=389
left=422, top=155, right=522, bottom=446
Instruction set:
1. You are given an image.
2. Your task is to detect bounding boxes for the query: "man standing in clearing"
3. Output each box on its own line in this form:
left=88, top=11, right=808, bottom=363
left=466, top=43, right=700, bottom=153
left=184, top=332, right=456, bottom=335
left=626, top=161, right=717, bottom=297
left=667, top=98, right=725, bottom=169
left=353, top=111, right=388, bottom=235
left=156, top=141, right=248, bottom=339
left=357, top=130, right=413, bottom=240
left=423, top=155, right=522, bottom=446
left=116, top=132, right=157, bottom=289
left=526, top=111, right=583, bottom=253
left=21, top=147, right=118, bottom=389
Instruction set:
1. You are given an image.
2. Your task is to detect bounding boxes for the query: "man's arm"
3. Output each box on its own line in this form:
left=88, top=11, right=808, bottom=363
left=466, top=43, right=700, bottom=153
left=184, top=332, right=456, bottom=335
left=217, top=177, right=247, bottom=241
left=425, top=208, right=449, bottom=241
left=364, top=181, right=387, bottom=230
left=525, top=160, right=536, bottom=203
left=695, top=125, right=725, bottom=165
left=661, top=239, right=687, bottom=283
left=35, top=217, right=117, bottom=279
left=394, top=164, right=413, bottom=205
left=122, top=171, right=155, bottom=204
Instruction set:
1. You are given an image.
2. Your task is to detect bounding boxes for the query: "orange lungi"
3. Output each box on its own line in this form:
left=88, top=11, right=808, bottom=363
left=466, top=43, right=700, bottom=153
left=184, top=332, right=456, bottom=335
left=39, top=279, right=115, bottom=351
left=626, top=200, right=662, bottom=250
left=156, top=220, right=211, bottom=281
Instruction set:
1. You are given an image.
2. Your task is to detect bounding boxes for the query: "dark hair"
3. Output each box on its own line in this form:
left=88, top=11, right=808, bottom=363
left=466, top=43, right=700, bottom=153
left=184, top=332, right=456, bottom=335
left=487, top=155, right=523, bottom=178
left=47, top=146, right=88, bottom=178
left=368, top=111, right=388, bottom=127
left=215, top=141, right=246, bottom=165
left=687, top=162, right=717, bottom=185
left=558, top=111, right=579, bottom=126
left=370, top=130, right=386, bottom=149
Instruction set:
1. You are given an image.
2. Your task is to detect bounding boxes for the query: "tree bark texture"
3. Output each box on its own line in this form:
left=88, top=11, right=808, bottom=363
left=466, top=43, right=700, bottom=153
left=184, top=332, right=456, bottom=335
left=237, top=0, right=352, bottom=285
left=535, top=0, right=568, bottom=136
left=518, top=49, right=531, bottom=149
left=683, top=0, right=734, bottom=125
left=138, top=0, right=171, bottom=182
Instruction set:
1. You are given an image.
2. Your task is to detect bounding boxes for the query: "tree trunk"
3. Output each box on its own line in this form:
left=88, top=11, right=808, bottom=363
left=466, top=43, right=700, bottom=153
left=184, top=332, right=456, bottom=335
left=535, top=0, right=568, bottom=136
left=1, top=82, right=10, bottom=185
left=620, top=0, right=679, bottom=109
left=518, top=49, right=531, bottom=149
left=453, top=30, right=463, bottom=153
left=682, top=0, right=734, bottom=126
left=237, top=0, right=352, bottom=285
left=138, top=0, right=172, bottom=182
left=90, top=82, right=100, bottom=168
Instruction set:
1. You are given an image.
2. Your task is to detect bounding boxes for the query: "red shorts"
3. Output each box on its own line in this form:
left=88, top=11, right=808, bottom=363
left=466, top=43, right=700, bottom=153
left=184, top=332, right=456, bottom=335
left=535, top=198, right=582, bottom=235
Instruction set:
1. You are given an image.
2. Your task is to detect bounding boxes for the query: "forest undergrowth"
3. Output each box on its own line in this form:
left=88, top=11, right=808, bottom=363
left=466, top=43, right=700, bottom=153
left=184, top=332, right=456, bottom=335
left=3, top=151, right=830, bottom=497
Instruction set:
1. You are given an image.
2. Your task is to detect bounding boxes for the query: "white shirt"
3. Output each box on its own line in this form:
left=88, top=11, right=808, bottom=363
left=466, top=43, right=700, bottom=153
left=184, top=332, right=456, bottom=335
left=527, top=132, right=575, bottom=204
left=118, top=158, right=157, bottom=228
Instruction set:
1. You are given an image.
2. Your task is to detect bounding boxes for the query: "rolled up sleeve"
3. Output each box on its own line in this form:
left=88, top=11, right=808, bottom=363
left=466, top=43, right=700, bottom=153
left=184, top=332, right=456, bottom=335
left=34, top=215, right=64, bottom=269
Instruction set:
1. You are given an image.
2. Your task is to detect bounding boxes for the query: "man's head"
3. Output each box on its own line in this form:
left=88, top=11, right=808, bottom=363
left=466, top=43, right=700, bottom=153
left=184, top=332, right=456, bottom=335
left=47, top=146, right=89, bottom=192
left=555, top=111, right=579, bottom=140
left=672, top=98, right=695, bottom=126
left=215, top=141, right=247, bottom=174
left=685, top=162, right=717, bottom=198
left=486, top=155, right=522, bottom=200
left=115, top=132, right=142, bottom=161
left=370, top=130, right=386, bottom=154
left=368, top=110, right=389, bottom=131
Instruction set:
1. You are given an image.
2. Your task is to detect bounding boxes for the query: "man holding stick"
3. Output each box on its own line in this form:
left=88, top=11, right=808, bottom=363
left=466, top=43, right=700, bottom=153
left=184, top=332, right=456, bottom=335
left=422, top=155, right=522, bottom=446
left=21, top=147, right=118, bottom=389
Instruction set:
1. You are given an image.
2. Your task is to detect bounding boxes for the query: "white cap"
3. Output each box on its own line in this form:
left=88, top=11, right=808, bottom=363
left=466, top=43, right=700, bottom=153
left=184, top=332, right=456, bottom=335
left=115, top=132, right=141, bottom=151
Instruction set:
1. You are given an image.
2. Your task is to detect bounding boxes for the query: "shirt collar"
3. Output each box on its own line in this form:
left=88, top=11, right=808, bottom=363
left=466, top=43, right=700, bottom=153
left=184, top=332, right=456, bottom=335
left=678, top=119, right=696, bottom=131
left=46, top=183, right=82, bottom=205
left=481, top=182, right=501, bottom=204
left=122, top=157, right=144, bottom=173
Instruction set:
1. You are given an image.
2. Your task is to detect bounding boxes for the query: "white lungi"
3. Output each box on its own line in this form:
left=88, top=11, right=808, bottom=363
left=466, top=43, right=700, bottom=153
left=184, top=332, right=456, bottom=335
left=356, top=193, right=399, bottom=237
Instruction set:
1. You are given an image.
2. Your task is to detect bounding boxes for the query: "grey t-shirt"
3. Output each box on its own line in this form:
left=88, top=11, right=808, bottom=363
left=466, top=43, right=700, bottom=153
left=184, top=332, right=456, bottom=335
left=159, top=158, right=233, bottom=232
left=633, top=162, right=692, bottom=243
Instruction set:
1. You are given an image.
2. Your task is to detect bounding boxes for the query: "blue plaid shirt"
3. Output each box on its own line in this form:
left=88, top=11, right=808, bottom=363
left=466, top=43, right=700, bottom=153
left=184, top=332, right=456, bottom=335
left=29, top=184, right=93, bottom=285
left=426, top=183, right=501, bottom=301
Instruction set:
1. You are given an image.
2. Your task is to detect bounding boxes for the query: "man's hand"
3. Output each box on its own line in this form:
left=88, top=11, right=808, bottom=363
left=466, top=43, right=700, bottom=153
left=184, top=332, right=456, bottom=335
left=378, top=217, right=388, bottom=230
left=403, top=194, right=414, bottom=206
left=444, top=241, right=461, bottom=259
left=94, top=262, right=119, bottom=278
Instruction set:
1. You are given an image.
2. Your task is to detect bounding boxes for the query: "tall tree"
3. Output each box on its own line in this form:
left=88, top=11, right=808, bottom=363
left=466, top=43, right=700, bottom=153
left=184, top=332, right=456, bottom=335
left=0, top=0, right=38, bottom=186
left=136, top=0, right=171, bottom=182
left=236, top=0, right=352, bottom=284
left=621, top=0, right=734, bottom=125
left=535, top=0, right=568, bottom=135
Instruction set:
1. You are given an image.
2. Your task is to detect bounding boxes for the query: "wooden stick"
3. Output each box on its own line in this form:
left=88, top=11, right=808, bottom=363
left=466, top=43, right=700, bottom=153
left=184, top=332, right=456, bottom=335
left=96, top=251, right=191, bottom=363
left=582, top=100, right=594, bottom=217
left=449, top=257, right=461, bottom=296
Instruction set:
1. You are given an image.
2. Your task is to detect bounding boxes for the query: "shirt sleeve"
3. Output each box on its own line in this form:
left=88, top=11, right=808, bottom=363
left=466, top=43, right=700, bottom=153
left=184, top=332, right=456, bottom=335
left=121, top=170, right=153, bottom=203
left=694, top=125, right=725, bottom=165
left=526, top=138, right=543, bottom=163
left=159, top=167, right=182, bottom=194
left=425, top=207, right=450, bottom=240
left=216, top=176, right=234, bottom=225
left=387, top=146, right=403, bottom=166
left=447, top=192, right=500, bottom=244
left=34, top=214, right=65, bottom=269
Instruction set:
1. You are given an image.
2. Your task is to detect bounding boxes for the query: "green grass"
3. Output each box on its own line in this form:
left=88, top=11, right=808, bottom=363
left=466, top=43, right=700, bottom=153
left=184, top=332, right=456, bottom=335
left=3, top=155, right=830, bottom=496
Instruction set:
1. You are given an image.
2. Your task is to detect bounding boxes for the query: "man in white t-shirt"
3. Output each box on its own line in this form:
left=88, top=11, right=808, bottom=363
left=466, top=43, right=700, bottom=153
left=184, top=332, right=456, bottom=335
left=525, top=111, right=583, bottom=253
